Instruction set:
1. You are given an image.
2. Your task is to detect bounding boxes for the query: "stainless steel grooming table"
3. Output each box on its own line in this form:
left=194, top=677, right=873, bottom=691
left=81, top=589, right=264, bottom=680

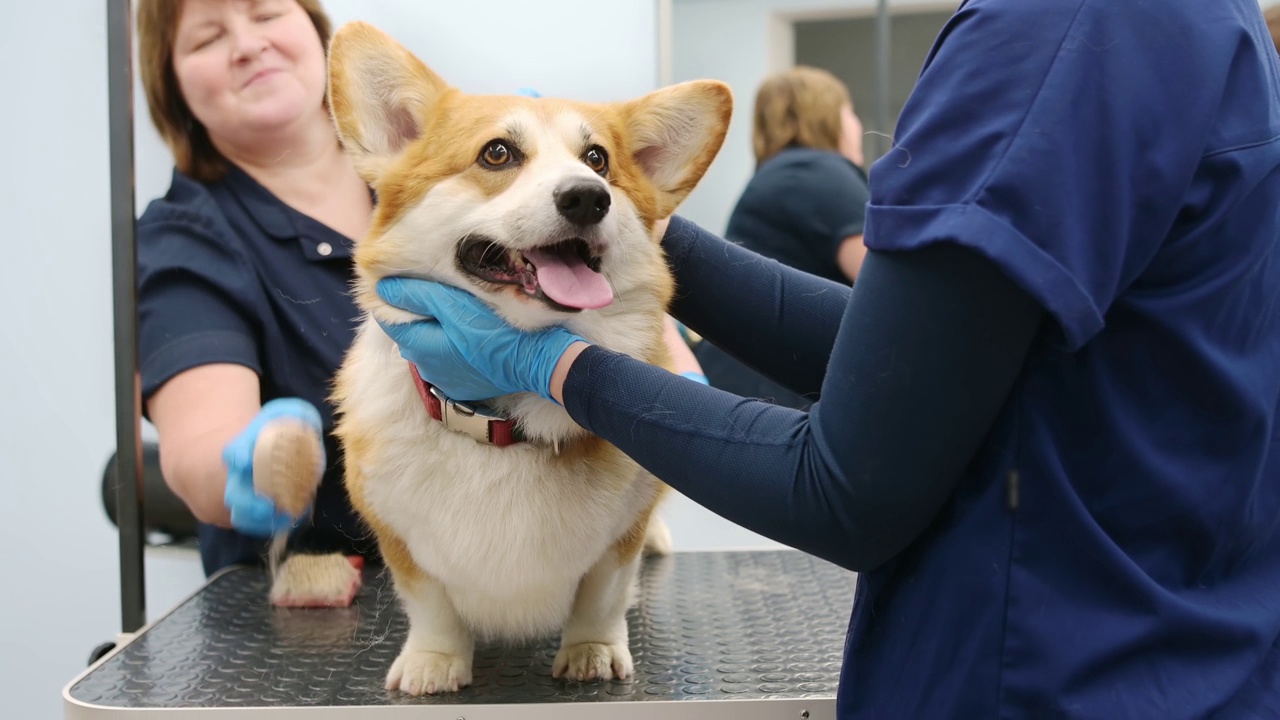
left=65, top=550, right=855, bottom=719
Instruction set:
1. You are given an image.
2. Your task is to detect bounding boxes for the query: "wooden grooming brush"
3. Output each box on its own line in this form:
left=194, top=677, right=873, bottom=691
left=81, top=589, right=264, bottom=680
left=253, top=418, right=362, bottom=608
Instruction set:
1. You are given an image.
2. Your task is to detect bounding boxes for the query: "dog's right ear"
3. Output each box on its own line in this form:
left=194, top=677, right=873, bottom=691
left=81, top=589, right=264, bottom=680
left=328, top=22, right=449, bottom=182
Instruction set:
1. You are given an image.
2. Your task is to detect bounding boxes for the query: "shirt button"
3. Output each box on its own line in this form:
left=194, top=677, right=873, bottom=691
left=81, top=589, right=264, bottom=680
left=317, top=242, right=333, bottom=256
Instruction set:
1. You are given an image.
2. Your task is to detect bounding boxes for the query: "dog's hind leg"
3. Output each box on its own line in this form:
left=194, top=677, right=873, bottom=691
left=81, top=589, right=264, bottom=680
left=640, top=480, right=672, bottom=557
left=643, top=514, right=673, bottom=556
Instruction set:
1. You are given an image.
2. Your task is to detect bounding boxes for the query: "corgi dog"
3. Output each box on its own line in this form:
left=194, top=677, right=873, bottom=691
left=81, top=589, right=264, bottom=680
left=316, top=22, right=731, bottom=695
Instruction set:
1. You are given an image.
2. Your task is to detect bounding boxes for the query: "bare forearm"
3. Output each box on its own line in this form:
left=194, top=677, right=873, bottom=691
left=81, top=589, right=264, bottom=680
left=160, top=434, right=235, bottom=528
left=147, top=364, right=261, bottom=529
left=662, top=315, right=703, bottom=377
left=551, top=342, right=591, bottom=405
left=837, top=234, right=867, bottom=282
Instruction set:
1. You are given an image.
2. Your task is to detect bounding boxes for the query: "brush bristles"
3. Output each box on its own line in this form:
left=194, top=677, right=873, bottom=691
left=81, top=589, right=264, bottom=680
left=253, top=419, right=324, bottom=517
left=270, top=553, right=363, bottom=608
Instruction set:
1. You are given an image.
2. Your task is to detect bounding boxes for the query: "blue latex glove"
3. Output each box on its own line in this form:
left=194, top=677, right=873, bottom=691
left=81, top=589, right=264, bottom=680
left=375, top=278, right=585, bottom=403
left=680, top=371, right=709, bottom=385
left=221, top=398, right=323, bottom=537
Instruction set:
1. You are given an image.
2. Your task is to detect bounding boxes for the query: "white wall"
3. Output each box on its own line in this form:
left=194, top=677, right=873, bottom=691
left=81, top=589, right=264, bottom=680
left=2, top=2, right=777, bottom=719
left=0, top=1, right=123, bottom=715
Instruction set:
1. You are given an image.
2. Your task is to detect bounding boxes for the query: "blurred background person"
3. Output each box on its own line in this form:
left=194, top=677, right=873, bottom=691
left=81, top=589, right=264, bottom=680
left=694, top=66, right=870, bottom=409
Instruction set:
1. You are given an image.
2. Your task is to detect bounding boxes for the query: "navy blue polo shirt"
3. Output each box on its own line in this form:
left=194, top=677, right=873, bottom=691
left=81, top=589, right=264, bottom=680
left=137, top=164, right=370, bottom=575
left=725, top=146, right=869, bottom=285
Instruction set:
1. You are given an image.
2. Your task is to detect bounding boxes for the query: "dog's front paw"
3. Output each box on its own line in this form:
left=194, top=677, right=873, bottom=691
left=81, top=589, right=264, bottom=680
left=386, top=649, right=472, bottom=695
left=552, top=642, right=633, bottom=682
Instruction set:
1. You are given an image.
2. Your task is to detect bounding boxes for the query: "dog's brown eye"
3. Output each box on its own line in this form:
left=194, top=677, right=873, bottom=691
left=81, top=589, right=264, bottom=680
left=481, top=141, right=513, bottom=168
left=583, top=146, right=608, bottom=176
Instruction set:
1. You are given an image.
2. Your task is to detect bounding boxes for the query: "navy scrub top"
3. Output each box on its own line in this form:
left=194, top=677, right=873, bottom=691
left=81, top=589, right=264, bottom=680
left=137, top=164, right=372, bottom=575
left=852, top=0, right=1280, bottom=716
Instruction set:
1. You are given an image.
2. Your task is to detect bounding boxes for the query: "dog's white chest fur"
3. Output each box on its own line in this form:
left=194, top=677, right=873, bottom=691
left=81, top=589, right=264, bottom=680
left=346, top=326, right=656, bottom=638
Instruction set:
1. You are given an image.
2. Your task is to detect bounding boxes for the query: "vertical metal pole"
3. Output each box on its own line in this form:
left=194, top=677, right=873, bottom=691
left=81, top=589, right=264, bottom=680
left=874, top=0, right=892, bottom=161
left=107, top=0, right=146, bottom=634
left=655, top=0, right=674, bottom=88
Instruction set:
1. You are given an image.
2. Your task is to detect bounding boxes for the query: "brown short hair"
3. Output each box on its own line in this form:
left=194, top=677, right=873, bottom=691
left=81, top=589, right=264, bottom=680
left=751, top=66, right=851, bottom=165
left=136, top=0, right=333, bottom=182
left=1266, top=5, right=1280, bottom=55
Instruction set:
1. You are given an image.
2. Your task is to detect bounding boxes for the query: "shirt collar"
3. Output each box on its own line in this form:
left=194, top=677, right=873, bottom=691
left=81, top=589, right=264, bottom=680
left=222, top=163, right=356, bottom=261
left=223, top=163, right=297, bottom=240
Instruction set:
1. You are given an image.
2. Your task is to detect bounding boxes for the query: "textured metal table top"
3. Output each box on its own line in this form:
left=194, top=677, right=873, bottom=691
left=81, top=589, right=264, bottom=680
left=67, top=551, right=856, bottom=716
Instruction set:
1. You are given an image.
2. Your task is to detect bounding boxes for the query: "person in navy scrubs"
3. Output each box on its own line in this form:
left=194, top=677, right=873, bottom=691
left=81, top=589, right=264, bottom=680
left=374, top=0, right=1280, bottom=716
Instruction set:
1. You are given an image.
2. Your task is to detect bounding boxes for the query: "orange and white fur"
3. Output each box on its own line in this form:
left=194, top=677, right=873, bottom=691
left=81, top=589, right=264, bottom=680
left=305, top=22, right=732, bottom=695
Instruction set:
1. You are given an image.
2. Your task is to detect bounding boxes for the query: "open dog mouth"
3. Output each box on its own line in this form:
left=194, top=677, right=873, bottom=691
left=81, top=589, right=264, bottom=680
left=456, top=235, right=612, bottom=311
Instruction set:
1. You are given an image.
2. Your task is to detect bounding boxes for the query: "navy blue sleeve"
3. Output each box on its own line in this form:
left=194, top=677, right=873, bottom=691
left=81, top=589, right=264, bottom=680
left=137, top=186, right=264, bottom=403
left=662, top=216, right=849, bottom=399
left=564, top=243, right=1044, bottom=571
left=865, top=0, right=1217, bottom=350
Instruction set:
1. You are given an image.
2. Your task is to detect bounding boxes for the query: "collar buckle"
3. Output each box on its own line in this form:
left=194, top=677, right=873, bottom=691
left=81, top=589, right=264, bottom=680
left=409, top=364, right=520, bottom=446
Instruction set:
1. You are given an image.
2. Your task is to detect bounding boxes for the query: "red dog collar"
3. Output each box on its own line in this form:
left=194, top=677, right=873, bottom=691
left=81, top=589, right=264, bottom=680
left=408, top=363, right=520, bottom=446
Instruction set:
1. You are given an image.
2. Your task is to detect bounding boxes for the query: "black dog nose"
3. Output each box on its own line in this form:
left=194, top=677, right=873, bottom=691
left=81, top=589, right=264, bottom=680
left=554, top=181, right=611, bottom=226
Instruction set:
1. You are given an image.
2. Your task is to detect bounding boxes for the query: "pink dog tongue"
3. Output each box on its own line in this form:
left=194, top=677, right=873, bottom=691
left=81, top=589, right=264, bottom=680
left=524, top=247, right=613, bottom=309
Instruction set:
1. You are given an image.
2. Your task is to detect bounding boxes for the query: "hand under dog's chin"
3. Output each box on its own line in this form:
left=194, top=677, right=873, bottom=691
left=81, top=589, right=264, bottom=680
left=475, top=287, right=579, bottom=332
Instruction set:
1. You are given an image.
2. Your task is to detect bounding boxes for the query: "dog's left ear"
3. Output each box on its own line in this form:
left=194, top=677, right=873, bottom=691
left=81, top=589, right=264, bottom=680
left=328, top=21, right=451, bottom=183
left=621, top=81, right=733, bottom=218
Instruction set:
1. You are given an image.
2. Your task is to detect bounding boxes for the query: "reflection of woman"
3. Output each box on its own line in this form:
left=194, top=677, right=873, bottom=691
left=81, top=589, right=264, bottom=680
left=697, top=66, right=870, bottom=408
left=729, top=66, right=870, bottom=284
